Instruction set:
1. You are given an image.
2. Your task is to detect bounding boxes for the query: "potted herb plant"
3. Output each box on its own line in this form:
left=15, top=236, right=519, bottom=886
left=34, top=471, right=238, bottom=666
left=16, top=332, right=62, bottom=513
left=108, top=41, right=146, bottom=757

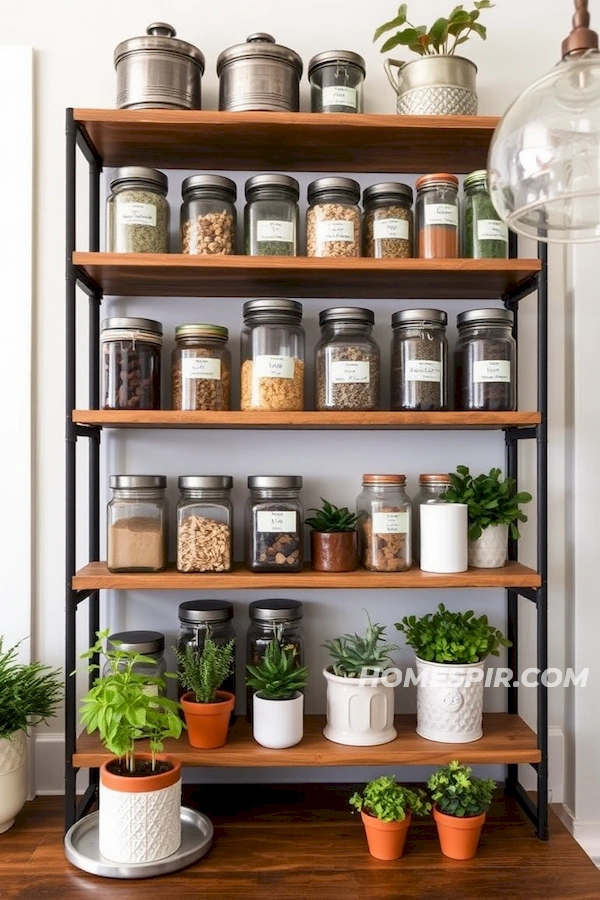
left=374, top=2, right=494, bottom=116
left=246, top=635, right=308, bottom=748
left=0, top=638, right=61, bottom=834
left=176, top=628, right=235, bottom=749
left=305, top=498, right=361, bottom=572
left=350, top=775, right=431, bottom=860
left=395, top=603, right=510, bottom=743
left=442, top=465, right=533, bottom=568
left=427, top=760, right=495, bottom=859
left=322, top=614, right=400, bottom=746
left=78, top=631, right=183, bottom=864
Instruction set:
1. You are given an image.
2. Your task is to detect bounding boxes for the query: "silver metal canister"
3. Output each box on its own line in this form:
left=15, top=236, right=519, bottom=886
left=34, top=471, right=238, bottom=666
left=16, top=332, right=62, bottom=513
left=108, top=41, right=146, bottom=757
left=216, top=33, right=303, bottom=112
left=114, top=22, right=205, bottom=110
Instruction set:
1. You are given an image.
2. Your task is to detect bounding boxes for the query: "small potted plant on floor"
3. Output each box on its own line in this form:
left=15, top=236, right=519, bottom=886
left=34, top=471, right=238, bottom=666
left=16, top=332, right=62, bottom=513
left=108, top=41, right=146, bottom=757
left=176, top=628, right=235, bottom=749
left=305, top=498, right=361, bottom=572
left=350, top=775, right=431, bottom=860
left=246, top=635, right=309, bottom=749
left=427, top=759, right=495, bottom=859
left=442, top=465, right=532, bottom=568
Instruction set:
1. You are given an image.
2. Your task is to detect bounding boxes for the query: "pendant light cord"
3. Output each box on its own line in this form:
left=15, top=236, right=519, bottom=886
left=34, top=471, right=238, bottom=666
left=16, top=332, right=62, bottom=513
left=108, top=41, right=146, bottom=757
left=562, top=0, right=598, bottom=58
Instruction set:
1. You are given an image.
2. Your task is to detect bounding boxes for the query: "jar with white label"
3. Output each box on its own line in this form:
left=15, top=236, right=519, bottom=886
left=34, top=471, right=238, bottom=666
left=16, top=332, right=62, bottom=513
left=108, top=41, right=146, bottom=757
left=106, top=166, right=169, bottom=253
left=180, top=174, right=237, bottom=254
left=357, top=474, right=411, bottom=572
left=103, top=631, right=167, bottom=696
left=455, top=308, right=516, bottom=411
left=412, top=473, right=452, bottom=564
left=308, top=51, right=365, bottom=113
left=315, top=307, right=380, bottom=410
left=363, top=182, right=413, bottom=259
left=176, top=476, right=233, bottom=572
left=245, top=476, right=303, bottom=572
left=245, top=174, right=299, bottom=256
left=172, top=324, right=230, bottom=410
left=415, top=173, right=459, bottom=259
left=391, top=308, right=448, bottom=411
left=462, top=169, right=509, bottom=259
left=101, top=317, right=162, bottom=410
left=306, top=177, right=361, bottom=258
left=241, top=299, right=304, bottom=410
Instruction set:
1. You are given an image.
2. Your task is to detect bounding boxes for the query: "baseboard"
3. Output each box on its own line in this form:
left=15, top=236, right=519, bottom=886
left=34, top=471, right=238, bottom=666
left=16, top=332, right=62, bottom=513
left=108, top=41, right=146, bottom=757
left=558, top=804, right=600, bottom=863
left=518, top=724, right=564, bottom=803
left=34, top=733, right=66, bottom=795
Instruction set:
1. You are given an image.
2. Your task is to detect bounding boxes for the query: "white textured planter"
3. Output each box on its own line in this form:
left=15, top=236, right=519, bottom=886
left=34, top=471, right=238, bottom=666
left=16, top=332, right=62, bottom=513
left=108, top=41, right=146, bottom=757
left=0, top=730, right=28, bottom=834
left=323, top=667, right=396, bottom=746
left=416, top=657, right=484, bottom=743
left=253, top=691, right=304, bottom=749
left=468, top=523, right=509, bottom=568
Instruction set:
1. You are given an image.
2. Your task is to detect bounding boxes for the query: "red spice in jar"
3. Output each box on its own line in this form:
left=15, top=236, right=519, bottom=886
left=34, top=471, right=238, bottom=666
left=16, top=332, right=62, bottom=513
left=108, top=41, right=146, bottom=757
left=416, top=173, right=459, bottom=259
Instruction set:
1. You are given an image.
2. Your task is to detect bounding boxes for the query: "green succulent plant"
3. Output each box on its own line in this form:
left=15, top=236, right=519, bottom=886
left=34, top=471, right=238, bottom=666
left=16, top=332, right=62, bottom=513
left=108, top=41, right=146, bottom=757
left=175, top=629, right=235, bottom=704
left=350, top=775, right=431, bottom=822
left=374, top=2, right=494, bottom=57
left=441, top=465, right=532, bottom=541
left=395, top=603, right=510, bottom=664
left=0, top=638, right=62, bottom=739
left=323, top=613, right=400, bottom=678
left=305, top=498, right=361, bottom=533
left=427, top=760, right=495, bottom=817
left=246, top=636, right=308, bottom=701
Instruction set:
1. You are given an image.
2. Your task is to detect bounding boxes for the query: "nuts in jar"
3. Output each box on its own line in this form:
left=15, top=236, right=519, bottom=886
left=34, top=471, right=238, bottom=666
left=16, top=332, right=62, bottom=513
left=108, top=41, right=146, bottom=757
left=180, top=174, right=237, bottom=255
left=245, top=476, right=303, bottom=572
left=306, top=177, right=361, bottom=257
left=357, top=474, right=412, bottom=572
left=171, top=324, right=231, bottom=410
left=101, top=317, right=162, bottom=410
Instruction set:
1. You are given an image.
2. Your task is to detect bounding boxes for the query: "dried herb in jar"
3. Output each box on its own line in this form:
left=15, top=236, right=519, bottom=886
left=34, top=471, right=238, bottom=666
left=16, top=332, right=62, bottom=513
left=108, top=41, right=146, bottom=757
left=462, top=170, right=509, bottom=259
left=391, top=309, right=448, bottom=411
left=106, top=167, right=170, bottom=254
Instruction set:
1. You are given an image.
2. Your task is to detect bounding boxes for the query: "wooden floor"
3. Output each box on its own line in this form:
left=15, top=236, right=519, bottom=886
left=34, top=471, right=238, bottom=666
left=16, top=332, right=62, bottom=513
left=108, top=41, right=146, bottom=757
left=2, top=786, right=599, bottom=900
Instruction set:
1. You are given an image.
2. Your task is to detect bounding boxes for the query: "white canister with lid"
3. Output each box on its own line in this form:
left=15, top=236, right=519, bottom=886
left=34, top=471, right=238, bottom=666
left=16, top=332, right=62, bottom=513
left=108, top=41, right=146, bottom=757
left=420, top=502, right=468, bottom=573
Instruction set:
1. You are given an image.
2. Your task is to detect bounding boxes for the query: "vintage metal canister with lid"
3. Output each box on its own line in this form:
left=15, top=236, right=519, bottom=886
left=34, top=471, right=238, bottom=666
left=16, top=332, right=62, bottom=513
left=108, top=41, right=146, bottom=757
left=216, top=33, right=303, bottom=112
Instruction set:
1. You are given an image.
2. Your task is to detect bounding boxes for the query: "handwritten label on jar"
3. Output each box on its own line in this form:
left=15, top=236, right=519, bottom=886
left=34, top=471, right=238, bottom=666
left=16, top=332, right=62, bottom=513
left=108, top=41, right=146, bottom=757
left=473, top=360, right=511, bottom=383
left=255, top=355, right=294, bottom=379
left=406, top=360, right=442, bottom=383
left=142, top=684, right=160, bottom=698
left=477, top=219, right=508, bottom=242
left=331, top=361, right=370, bottom=384
left=424, top=204, right=458, bottom=227
left=317, top=220, right=355, bottom=242
left=182, top=357, right=221, bottom=380
left=373, top=218, right=410, bottom=241
left=257, top=511, right=297, bottom=533
left=257, top=220, right=294, bottom=243
left=322, top=85, right=357, bottom=109
left=372, top=512, right=409, bottom=534
left=117, top=202, right=157, bottom=227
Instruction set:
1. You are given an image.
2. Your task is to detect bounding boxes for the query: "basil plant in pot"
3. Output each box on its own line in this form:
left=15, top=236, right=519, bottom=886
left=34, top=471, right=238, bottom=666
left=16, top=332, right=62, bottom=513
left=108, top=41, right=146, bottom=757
left=395, top=604, right=510, bottom=743
left=176, top=628, right=235, bottom=750
left=428, top=760, right=495, bottom=859
left=246, top=635, right=308, bottom=749
left=350, top=775, right=431, bottom=860
left=306, top=498, right=361, bottom=573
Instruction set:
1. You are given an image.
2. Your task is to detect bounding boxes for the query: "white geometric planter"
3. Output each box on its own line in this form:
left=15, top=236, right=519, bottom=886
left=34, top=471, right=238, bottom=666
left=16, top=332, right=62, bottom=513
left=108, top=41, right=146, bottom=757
left=323, top=667, right=396, bottom=746
left=0, top=730, right=28, bottom=834
left=253, top=692, right=304, bottom=749
left=468, top=523, right=508, bottom=568
left=416, top=657, right=484, bottom=743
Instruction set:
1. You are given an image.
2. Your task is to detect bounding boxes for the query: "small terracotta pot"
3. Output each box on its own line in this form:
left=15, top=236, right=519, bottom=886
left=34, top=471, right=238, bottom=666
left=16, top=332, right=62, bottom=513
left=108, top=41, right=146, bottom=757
left=433, top=805, right=486, bottom=859
left=180, top=690, right=235, bottom=749
left=360, top=809, right=411, bottom=860
left=311, top=531, right=358, bottom=572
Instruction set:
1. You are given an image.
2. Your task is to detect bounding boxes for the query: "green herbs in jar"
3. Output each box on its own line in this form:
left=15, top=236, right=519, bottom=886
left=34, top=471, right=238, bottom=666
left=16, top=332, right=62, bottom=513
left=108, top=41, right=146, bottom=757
left=107, top=166, right=170, bottom=254
left=462, top=170, right=508, bottom=259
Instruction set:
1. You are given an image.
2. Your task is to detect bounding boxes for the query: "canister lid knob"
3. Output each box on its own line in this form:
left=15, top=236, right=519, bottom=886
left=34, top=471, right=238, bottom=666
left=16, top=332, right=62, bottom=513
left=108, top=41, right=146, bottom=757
left=246, top=33, right=275, bottom=43
left=146, top=22, right=176, bottom=38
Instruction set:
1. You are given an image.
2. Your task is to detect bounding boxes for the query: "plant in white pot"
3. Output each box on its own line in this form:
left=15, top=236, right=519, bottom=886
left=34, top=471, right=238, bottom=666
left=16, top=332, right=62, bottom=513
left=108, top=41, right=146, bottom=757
left=246, top=635, right=309, bottom=749
left=0, top=638, right=61, bottom=834
left=395, top=604, right=510, bottom=743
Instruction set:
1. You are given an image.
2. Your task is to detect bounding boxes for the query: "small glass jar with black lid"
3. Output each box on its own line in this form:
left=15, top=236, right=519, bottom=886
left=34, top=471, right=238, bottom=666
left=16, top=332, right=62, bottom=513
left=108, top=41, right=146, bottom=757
left=455, top=308, right=516, bottom=411
left=177, top=599, right=236, bottom=697
left=241, top=299, right=305, bottom=410
left=106, top=166, right=169, bottom=253
left=102, top=631, right=167, bottom=695
left=176, top=475, right=233, bottom=573
left=246, top=598, right=305, bottom=715
left=315, top=307, right=380, bottom=410
left=415, top=173, right=459, bottom=259
left=462, top=169, right=509, bottom=259
left=391, top=309, right=448, bottom=411
left=306, top=177, right=361, bottom=257
left=244, top=174, right=299, bottom=256
left=412, top=474, right=452, bottom=564
left=308, top=51, right=366, bottom=113
left=180, top=174, right=237, bottom=254
left=245, top=475, right=303, bottom=572
left=363, top=182, right=413, bottom=259
left=107, top=475, right=167, bottom=573
left=101, top=317, right=162, bottom=410
left=171, top=324, right=231, bottom=410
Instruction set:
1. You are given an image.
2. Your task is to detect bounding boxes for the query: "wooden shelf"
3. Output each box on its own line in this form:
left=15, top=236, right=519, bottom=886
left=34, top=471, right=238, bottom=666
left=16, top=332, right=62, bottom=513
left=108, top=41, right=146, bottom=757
left=72, top=560, right=541, bottom=591
left=73, top=713, right=541, bottom=768
left=74, top=253, right=540, bottom=300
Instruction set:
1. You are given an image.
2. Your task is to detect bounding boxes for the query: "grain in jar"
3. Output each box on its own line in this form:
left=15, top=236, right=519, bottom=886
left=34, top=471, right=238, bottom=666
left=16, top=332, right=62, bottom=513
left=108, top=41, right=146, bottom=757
left=244, top=174, right=299, bottom=256
left=363, top=182, right=413, bottom=258
left=106, top=167, right=169, bottom=253
left=176, top=476, right=233, bottom=573
left=101, top=317, right=162, bottom=410
left=415, top=173, right=459, bottom=258
left=180, top=174, right=236, bottom=254
left=315, top=307, right=380, bottom=410
left=455, top=308, right=516, bottom=411
left=357, top=474, right=411, bottom=572
left=172, top=324, right=230, bottom=410
left=241, top=299, right=304, bottom=410
left=391, top=308, right=448, bottom=411
left=306, top=177, right=361, bottom=257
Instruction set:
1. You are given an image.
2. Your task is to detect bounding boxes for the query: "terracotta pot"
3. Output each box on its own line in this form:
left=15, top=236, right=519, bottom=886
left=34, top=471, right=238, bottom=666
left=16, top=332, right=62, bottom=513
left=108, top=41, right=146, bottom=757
left=181, top=690, right=235, bottom=749
left=433, top=805, right=486, bottom=859
left=360, top=809, right=411, bottom=860
left=311, top=531, right=358, bottom=572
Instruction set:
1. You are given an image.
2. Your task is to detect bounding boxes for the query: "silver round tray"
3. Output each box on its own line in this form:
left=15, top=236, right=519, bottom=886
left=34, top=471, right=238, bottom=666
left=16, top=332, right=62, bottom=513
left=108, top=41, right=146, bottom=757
left=64, top=806, right=213, bottom=879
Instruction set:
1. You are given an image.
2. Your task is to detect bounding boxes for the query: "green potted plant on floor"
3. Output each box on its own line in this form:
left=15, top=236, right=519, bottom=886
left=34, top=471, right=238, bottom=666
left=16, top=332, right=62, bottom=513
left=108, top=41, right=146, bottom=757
left=427, top=759, right=495, bottom=859
left=176, top=628, right=235, bottom=749
left=305, top=498, right=362, bottom=572
left=246, top=635, right=309, bottom=749
left=350, top=775, right=431, bottom=860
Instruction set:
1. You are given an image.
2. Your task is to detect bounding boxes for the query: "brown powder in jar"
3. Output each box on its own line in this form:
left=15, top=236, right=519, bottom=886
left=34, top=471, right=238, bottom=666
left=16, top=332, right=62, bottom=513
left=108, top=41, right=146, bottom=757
left=108, top=517, right=165, bottom=572
left=241, top=358, right=304, bottom=410
left=418, top=225, right=458, bottom=258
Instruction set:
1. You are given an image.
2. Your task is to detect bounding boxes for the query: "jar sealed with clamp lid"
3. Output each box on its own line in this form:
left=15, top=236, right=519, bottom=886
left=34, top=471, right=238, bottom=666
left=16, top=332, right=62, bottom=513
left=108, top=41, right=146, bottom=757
left=101, top=317, right=162, bottom=410
left=357, top=474, right=412, bottom=572
left=315, top=307, right=380, bottom=410
left=308, top=50, right=366, bottom=113
left=245, top=476, right=303, bottom=572
left=177, top=600, right=236, bottom=697
left=244, top=174, right=299, bottom=256
left=106, top=167, right=169, bottom=253
left=171, top=324, right=231, bottom=410
left=246, top=598, right=305, bottom=716
left=462, top=169, right=509, bottom=259
left=176, top=475, right=233, bottom=572
left=107, top=475, right=167, bottom=572
left=455, top=308, right=516, bottom=410
left=415, top=173, right=459, bottom=259
left=241, top=299, right=304, bottom=410
left=391, top=308, right=448, bottom=411
left=306, top=177, right=361, bottom=258
left=412, top=474, right=452, bottom=564
left=180, top=174, right=237, bottom=254
left=363, top=182, right=413, bottom=259
left=103, top=631, right=167, bottom=696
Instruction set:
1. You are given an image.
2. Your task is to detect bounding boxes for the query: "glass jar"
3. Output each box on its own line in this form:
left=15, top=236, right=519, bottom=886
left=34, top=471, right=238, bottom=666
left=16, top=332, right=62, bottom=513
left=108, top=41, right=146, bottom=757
left=177, top=599, right=236, bottom=698
left=244, top=174, right=299, bottom=256
left=308, top=51, right=365, bottom=113
left=241, top=299, right=304, bottom=410
left=462, top=169, right=509, bottom=259
left=171, top=324, right=231, bottom=410
left=357, top=474, right=412, bottom=572
left=415, top=173, right=459, bottom=259
left=103, top=631, right=166, bottom=696
left=363, top=182, right=413, bottom=259
left=246, top=598, right=305, bottom=717
left=101, top=317, right=162, bottom=410
left=176, top=475, right=233, bottom=572
left=315, top=307, right=380, bottom=410
left=391, top=308, right=448, bottom=411
left=106, top=166, right=169, bottom=253
left=412, top=474, right=451, bottom=565
left=455, top=308, right=516, bottom=411
left=107, top=475, right=167, bottom=572
left=245, top=476, right=303, bottom=572
left=180, top=174, right=237, bottom=254
left=306, top=177, right=361, bottom=258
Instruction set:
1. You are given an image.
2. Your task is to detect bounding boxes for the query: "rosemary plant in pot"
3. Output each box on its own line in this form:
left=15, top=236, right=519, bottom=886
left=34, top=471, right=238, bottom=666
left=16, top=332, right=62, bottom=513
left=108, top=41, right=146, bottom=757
left=427, top=760, right=495, bottom=859
left=246, top=635, right=308, bottom=749
left=305, top=498, right=361, bottom=572
left=350, top=776, right=431, bottom=860
left=176, top=628, right=235, bottom=749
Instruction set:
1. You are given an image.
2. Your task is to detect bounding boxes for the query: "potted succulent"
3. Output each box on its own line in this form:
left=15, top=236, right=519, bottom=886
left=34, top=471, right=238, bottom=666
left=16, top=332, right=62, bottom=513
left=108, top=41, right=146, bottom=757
left=176, top=628, right=235, bottom=749
left=374, top=2, right=494, bottom=115
left=427, top=760, right=495, bottom=859
left=305, top=498, right=361, bottom=572
left=395, top=603, right=510, bottom=743
left=246, top=635, right=309, bottom=748
left=78, top=631, right=183, bottom=864
left=442, top=465, right=533, bottom=568
left=322, top=613, right=400, bottom=746
left=0, top=638, right=61, bottom=834
left=350, top=775, right=431, bottom=860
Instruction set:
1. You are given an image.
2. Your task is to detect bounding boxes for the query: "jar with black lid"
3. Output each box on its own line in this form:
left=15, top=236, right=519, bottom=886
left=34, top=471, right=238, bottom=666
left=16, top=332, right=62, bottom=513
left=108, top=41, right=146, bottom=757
left=455, top=308, right=516, bottom=411
left=241, top=299, right=305, bottom=410
left=315, top=307, right=380, bottom=410
left=363, top=182, right=413, bottom=259
left=177, top=599, right=236, bottom=698
left=101, top=317, right=162, bottom=410
left=306, top=177, right=361, bottom=258
left=172, top=324, right=231, bottom=410
left=391, top=309, right=448, bottom=411
left=103, top=631, right=167, bottom=696
left=106, top=167, right=169, bottom=253
left=244, top=174, right=299, bottom=256
left=246, top=598, right=305, bottom=715
left=308, top=50, right=366, bottom=113
left=180, top=175, right=237, bottom=255
left=245, top=475, right=303, bottom=572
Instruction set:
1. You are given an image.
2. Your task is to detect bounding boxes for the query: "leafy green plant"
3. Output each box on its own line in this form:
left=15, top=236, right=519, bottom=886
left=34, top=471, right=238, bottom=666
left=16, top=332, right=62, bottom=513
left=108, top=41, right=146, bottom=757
left=0, top=638, right=62, bottom=739
left=374, top=2, right=494, bottom=57
left=175, top=629, right=234, bottom=704
left=246, top=636, right=308, bottom=701
left=441, top=465, right=532, bottom=540
left=305, top=498, right=361, bottom=533
left=350, top=775, right=431, bottom=822
left=427, top=760, right=495, bottom=817
left=323, top=613, right=400, bottom=678
left=395, top=603, right=510, bottom=663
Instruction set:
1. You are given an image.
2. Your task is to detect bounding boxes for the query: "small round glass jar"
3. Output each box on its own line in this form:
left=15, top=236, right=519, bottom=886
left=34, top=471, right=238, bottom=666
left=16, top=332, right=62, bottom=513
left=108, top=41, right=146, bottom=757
left=315, top=307, right=380, bottom=410
left=244, top=174, right=299, bottom=256
left=357, top=474, right=412, bottom=572
left=106, top=166, right=169, bottom=253
left=180, top=174, right=237, bottom=254
left=176, top=475, right=233, bottom=573
left=462, top=169, right=509, bottom=259
left=308, top=51, right=365, bottom=113
left=455, top=308, right=516, bottom=411
left=246, top=598, right=305, bottom=717
left=171, top=324, right=231, bottom=410
left=101, top=317, right=162, bottom=410
left=241, top=299, right=304, bottom=410
left=177, top=599, right=236, bottom=698
left=245, top=475, right=303, bottom=572
left=415, top=173, right=459, bottom=259
left=107, top=475, right=167, bottom=573
left=391, top=308, right=448, bottom=411
left=363, top=182, right=413, bottom=259
left=306, top=177, right=361, bottom=258
left=412, top=473, right=451, bottom=565
left=103, top=631, right=166, bottom=696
